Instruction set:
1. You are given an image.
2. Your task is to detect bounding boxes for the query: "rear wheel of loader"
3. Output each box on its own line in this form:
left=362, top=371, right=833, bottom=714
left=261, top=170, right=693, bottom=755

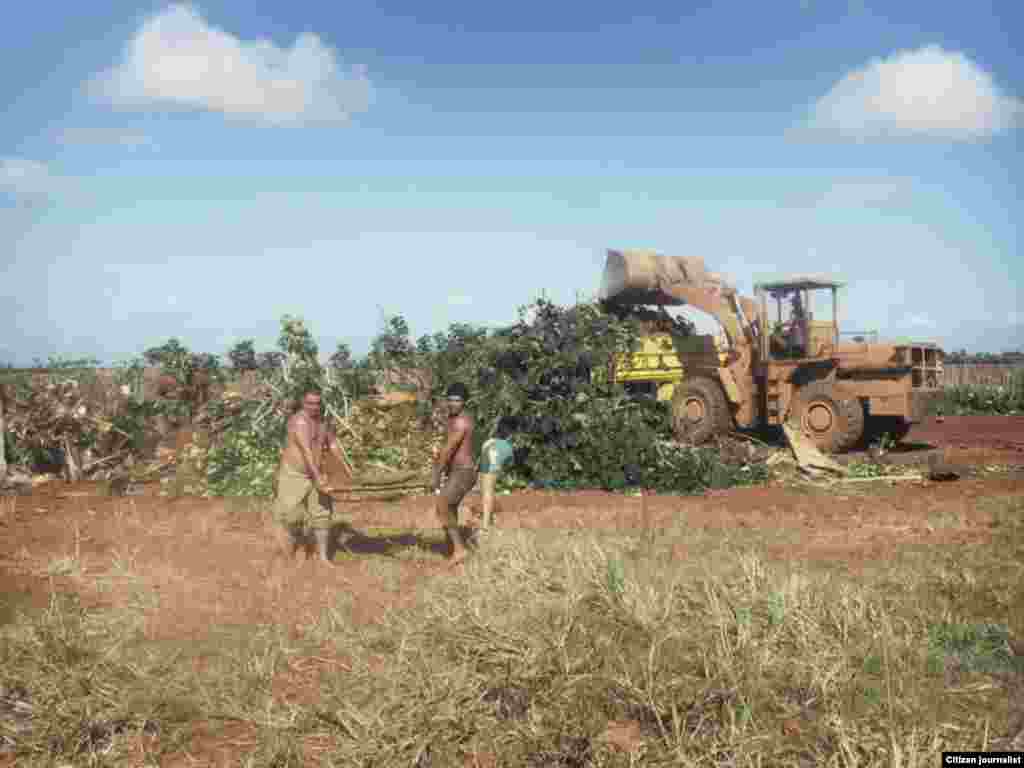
left=792, top=382, right=865, bottom=454
left=671, top=377, right=731, bottom=444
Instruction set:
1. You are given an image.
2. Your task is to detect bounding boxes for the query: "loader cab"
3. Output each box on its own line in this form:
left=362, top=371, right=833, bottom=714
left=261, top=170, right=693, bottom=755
left=753, top=276, right=842, bottom=362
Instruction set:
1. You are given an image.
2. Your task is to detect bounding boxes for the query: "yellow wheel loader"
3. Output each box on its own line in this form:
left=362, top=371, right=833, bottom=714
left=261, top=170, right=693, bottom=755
left=600, top=249, right=944, bottom=454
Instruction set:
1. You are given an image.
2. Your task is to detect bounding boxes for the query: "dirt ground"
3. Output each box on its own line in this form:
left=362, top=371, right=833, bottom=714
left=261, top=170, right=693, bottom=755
left=906, top=414, right=1024, bottom=464
left=1, top=415, right=1022, bottom=764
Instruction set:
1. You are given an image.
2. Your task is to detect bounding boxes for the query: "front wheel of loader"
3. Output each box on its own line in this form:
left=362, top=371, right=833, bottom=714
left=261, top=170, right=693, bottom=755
left=792, top=382, right=865, bottom=454
left=864, top=416, right=912, bottom=446
left=671, top=377, right=732, bottom=444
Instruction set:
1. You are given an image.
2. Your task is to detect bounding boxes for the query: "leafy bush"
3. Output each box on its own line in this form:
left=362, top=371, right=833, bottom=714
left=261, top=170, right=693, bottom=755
left=936, top=371, right=1024, bottom=415
left=405, top=298, right=766, bottom=493
left=205, top=400, right=283, bottom=497
left=109, top=399, right=165, bottom=456
left=202, top=315, right=354, bottom=497
left=227, top=339, right=259, bottom=372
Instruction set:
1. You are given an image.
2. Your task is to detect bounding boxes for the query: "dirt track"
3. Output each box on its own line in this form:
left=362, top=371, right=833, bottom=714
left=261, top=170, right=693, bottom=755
left=906, top=414, right=1024, bottom=462
left=1, top=416, right=1021, bottom=621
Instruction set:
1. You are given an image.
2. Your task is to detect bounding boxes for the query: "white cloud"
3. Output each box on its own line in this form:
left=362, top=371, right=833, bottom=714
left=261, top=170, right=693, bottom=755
left=86, top=3, right=371, bottom=125
left=795, top=45, right=1023, bottom=141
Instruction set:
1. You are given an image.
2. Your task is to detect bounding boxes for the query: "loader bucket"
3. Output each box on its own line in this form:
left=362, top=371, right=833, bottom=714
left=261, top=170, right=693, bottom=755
left=599, top=249, right=729, bottom=306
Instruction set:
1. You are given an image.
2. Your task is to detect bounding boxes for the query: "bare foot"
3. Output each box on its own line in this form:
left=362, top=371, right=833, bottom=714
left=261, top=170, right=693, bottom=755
left=272, top=525, right=299, bottom=561
left=447, top=549, right=469, bottom=568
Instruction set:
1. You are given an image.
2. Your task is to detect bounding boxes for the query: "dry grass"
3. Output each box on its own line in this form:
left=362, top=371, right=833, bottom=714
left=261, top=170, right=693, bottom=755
left=1, top=493, right=1022, bottom=766
left=308, top=512, right=1024, bottom=766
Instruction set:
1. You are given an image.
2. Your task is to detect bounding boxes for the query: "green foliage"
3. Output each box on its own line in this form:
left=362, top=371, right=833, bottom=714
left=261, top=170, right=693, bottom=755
left=31, top=355, right=102, bottom=370
left=927, top=621, right=1019, bottom=675
left=143, top=338, right=190, bottom=370
left=205, top=400, right=282, bottom=497
left=370, top=315, right=415, bottom=364
left=227, top=339, right=259, bottom=372
left=847, top=461, right=887, bottom=479
left=328, top=341, right=353, bottom=370
left=416, top=297, right=764, bottom=493
left=276, top=315, right=323, bottom=394
left=112, top=356, right=147, bottom=404
left=936, top=371, right=1024, bottom=415
left=145, top=337, right=225, bottom=386
left=257, top=351, right=285, bottom=371
left=3, top=429, right=49, bottom=468
left=366, top=445, right=404, bottom=468
left=205, top=315, right=354, bottom=497
left=945, top=348, right=1024, bottom=364
left=109, top=399, right=164, bottom=456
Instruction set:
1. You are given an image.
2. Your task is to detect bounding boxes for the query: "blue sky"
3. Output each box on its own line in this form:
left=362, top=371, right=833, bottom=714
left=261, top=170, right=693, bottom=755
left=2, top=0, right=1021, bottom=365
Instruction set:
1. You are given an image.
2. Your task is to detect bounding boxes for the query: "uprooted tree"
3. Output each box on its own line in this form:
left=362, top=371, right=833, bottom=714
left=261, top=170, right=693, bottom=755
left=2, top=298, right=770, bottom=496
left=4, top=376, right=137, bottom=484
left=145, top=337, right=224, bottom=422
left=377, top=298, right=769, bottom=493
left=196, top=315, right=357, bottom=496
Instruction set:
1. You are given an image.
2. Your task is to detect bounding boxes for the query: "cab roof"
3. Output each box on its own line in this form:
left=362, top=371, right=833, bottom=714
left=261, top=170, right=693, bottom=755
left=754, top=274, right=845, bottom=292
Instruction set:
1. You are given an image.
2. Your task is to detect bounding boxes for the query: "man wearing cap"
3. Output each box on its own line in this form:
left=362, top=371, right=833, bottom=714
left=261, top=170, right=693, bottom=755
left=432, top=382, right=476, bottom=565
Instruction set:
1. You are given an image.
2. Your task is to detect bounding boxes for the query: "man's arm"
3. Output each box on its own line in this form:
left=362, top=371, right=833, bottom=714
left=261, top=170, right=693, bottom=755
left=325, top=430, right=350, bottom=471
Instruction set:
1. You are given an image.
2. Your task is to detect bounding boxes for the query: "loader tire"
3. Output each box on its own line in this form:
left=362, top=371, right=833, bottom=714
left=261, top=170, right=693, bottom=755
left=792, top=382, right=865, bottom=454
left=671, top=377, right=732, bottom=445
left=865, top=416, right=912, bottom=446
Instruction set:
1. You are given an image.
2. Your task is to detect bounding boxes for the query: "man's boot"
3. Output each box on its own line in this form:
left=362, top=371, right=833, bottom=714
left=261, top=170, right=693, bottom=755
left=313, top=528, right=332, bottom=564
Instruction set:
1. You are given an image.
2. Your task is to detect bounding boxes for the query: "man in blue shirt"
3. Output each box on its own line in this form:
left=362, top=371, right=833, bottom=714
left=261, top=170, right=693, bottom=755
left=478, top=417, right=516, bottom=532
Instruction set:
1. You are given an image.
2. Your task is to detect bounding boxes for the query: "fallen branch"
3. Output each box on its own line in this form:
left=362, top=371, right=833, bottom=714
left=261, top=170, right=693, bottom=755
left=82, top=451, right=128, bottom=472
left=63, top=436, right=81, bottom=483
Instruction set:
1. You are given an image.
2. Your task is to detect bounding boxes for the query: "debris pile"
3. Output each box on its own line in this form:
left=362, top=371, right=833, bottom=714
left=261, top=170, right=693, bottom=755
left=3, top=378, right=146, bottom=485
left=153, top=380, right=440, bottom=499
left=341, top=395, right=440, bottom=477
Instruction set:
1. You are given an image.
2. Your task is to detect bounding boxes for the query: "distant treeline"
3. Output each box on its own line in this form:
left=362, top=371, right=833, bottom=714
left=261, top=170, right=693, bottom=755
left=944, top=349, right=1024, bottom=364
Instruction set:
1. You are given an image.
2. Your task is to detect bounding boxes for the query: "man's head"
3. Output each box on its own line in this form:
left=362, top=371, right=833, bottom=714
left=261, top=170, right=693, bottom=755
left=301, top=387, right=322, bottom=419
left=445, top=382, right=469, bottom=416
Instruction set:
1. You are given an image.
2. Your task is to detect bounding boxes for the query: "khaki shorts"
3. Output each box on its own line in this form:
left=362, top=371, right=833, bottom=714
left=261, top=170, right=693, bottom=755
left=437, top=467, right=477, bottom=525
left=272, top=464, right=333, bottom=530
left=441, top=466, right=477, bottom=505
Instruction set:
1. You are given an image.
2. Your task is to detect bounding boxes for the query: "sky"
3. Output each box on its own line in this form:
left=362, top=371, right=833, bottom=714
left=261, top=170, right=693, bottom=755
left=1, top=0, right=1021, bottom=365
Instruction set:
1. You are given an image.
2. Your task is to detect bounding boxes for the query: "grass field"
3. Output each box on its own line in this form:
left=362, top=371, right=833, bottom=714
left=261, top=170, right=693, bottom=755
left=1, top=472, right=1023, bottom=767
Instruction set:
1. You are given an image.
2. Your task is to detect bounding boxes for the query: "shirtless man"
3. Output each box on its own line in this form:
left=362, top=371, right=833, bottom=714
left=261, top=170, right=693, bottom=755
left=272, top=387, right=347, bottom=564
left=432, top=382, right=476, bottom=566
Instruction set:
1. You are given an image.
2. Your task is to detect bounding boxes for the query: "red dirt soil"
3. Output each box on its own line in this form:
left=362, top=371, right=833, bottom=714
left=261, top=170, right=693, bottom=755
left=1, top=413, right=1022, bottom=764
left=905, top=415, right=1024, bottom=465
